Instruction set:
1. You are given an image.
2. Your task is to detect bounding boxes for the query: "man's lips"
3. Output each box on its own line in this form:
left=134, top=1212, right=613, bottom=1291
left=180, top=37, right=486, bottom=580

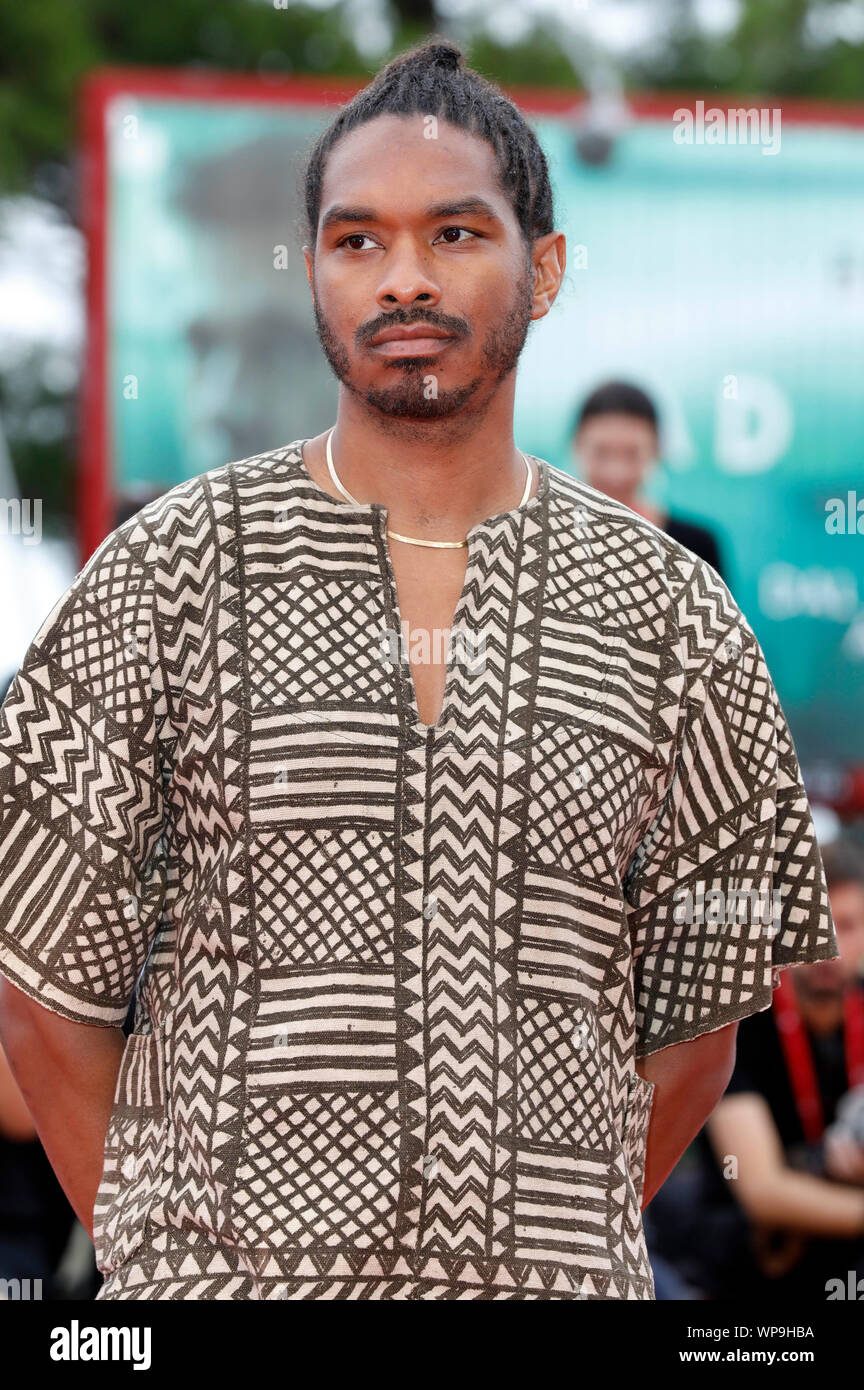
left=368, top=324, right=457, bottom=357
left=371, top=336, right=455, bottom=357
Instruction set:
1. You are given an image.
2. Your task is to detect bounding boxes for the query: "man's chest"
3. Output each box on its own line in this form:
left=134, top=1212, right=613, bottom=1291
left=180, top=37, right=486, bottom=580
left=164, top=495, right=672, bottom=909
left=133, top=471, right=673, bottom=1288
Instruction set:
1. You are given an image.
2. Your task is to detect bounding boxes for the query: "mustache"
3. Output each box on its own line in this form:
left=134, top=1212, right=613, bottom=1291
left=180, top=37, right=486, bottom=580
left=356, top=311, right=469, bottom=346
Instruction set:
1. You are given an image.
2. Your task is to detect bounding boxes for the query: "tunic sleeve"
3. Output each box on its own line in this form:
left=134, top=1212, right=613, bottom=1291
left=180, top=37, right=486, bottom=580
left=0, top=527, right=166, bottom=1027
left=623, top=616, right=838, bottom=1060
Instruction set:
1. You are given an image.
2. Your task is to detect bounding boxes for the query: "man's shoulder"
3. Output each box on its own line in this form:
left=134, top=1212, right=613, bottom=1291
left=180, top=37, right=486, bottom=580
left=139, top=438, right=307, bottom=529
left=543, top=461, right=736, bottom=618
left=84, top=439, right=308, bottom=576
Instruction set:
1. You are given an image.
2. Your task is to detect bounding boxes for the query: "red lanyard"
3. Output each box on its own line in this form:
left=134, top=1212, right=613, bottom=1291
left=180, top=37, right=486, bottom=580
left=772, top=971, right=864, bottom=1144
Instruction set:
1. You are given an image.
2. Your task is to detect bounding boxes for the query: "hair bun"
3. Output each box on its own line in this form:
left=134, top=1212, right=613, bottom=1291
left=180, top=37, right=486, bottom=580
left=424, top=41, right=462, bottom=72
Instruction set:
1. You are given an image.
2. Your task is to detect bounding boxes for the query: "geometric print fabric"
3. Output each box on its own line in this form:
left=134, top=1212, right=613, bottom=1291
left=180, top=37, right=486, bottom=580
left=0, top=439, right=838, bottom=1299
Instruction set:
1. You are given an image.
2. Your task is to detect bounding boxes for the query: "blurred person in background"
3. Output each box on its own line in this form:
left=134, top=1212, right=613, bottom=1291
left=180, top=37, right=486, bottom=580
left=571, top=381, right=726, bottom=580
left=645, top=836, right=864, bottom=1300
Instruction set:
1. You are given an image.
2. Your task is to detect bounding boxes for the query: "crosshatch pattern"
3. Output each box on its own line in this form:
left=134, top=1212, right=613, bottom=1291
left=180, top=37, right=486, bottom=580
left=0, top=438, right=837, bottom=1300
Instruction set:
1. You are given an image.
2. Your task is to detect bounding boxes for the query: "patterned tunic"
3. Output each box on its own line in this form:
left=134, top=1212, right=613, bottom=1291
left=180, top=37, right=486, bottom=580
left=0, top=439, right=838, bottom=1300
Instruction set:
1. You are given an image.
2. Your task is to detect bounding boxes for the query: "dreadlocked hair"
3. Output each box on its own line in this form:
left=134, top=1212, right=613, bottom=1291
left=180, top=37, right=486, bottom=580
left=302, top=36, right=555, bottom=252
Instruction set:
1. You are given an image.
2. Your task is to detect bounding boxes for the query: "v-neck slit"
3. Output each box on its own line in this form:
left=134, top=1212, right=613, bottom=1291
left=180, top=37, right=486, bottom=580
left=375, top=514, right=481, bottom=738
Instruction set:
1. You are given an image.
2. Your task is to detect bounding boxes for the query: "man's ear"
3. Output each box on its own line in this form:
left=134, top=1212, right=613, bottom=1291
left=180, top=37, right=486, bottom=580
left=303, top=245, right=314, bottom=288
left=530, top=229, right=566, bottom=323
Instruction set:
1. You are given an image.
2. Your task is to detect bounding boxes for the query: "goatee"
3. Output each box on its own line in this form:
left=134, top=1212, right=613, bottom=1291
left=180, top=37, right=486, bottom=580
left=311, top=269, right=534, bottom=420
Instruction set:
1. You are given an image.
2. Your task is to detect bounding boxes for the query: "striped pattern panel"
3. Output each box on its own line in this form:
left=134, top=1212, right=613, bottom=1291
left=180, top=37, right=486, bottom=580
left=116, top=1029, right=166, bottom=1115
left=247, top=969, right=399, bottom=1087
left=247, top=707, right=399, bottom=826
left=514, top=1149, right=612, bottom=1262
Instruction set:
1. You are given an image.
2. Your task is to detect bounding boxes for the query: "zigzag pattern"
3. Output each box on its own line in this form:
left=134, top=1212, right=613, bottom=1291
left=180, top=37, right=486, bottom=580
left=0, top=438, right=837, bottom=1301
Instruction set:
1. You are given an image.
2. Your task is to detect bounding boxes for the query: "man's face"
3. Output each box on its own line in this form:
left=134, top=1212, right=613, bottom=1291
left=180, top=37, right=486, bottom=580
left=303, top=113, right=543, bottom=421
left=797, top=879, right=864, bottom=1003
left=574, top=414, right=658, bottom=502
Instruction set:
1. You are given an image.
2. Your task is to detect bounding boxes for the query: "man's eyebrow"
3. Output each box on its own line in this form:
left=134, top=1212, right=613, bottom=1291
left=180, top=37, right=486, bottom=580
left=423, top=197, right=502, bottom=223
left=320, top=196, right=503, bottom=234
left=320, top=205, right=378, bottom=233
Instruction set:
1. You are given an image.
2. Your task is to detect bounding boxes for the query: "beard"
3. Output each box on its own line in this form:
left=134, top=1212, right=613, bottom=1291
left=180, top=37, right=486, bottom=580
left=311, top=263, right=534, bottom=420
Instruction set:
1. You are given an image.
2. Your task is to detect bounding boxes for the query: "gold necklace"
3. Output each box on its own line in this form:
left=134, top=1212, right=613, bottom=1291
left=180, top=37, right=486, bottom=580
left=325, top=426, right=533, bottom=549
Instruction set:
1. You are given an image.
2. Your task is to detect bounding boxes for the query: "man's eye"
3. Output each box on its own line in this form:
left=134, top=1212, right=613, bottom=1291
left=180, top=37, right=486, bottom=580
left=339, top=233, right=377, bottom=251
left=435, top=226, right=478, bottom=244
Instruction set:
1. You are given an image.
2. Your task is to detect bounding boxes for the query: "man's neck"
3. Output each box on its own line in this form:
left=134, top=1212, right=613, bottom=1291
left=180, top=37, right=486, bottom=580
left=306, top=393, right=532, bottom=539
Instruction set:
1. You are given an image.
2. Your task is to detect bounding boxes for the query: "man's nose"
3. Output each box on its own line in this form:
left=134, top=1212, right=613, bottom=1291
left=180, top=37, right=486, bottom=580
left=375, top=236, right=441, bottom=308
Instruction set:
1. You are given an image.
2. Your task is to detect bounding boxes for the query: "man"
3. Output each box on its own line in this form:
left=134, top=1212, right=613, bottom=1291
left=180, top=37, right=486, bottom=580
left=0, top=38, right=839, bottom=1300
left=572, top=380, right=726, bottom=579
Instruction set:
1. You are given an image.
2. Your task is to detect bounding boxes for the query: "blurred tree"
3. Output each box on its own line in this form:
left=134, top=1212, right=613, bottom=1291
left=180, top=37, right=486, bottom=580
left=629, top=0, right=864, bottom=98
left=0, top=2, right=371, bottom=196
left=389, top=0, right=437, bottom=32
